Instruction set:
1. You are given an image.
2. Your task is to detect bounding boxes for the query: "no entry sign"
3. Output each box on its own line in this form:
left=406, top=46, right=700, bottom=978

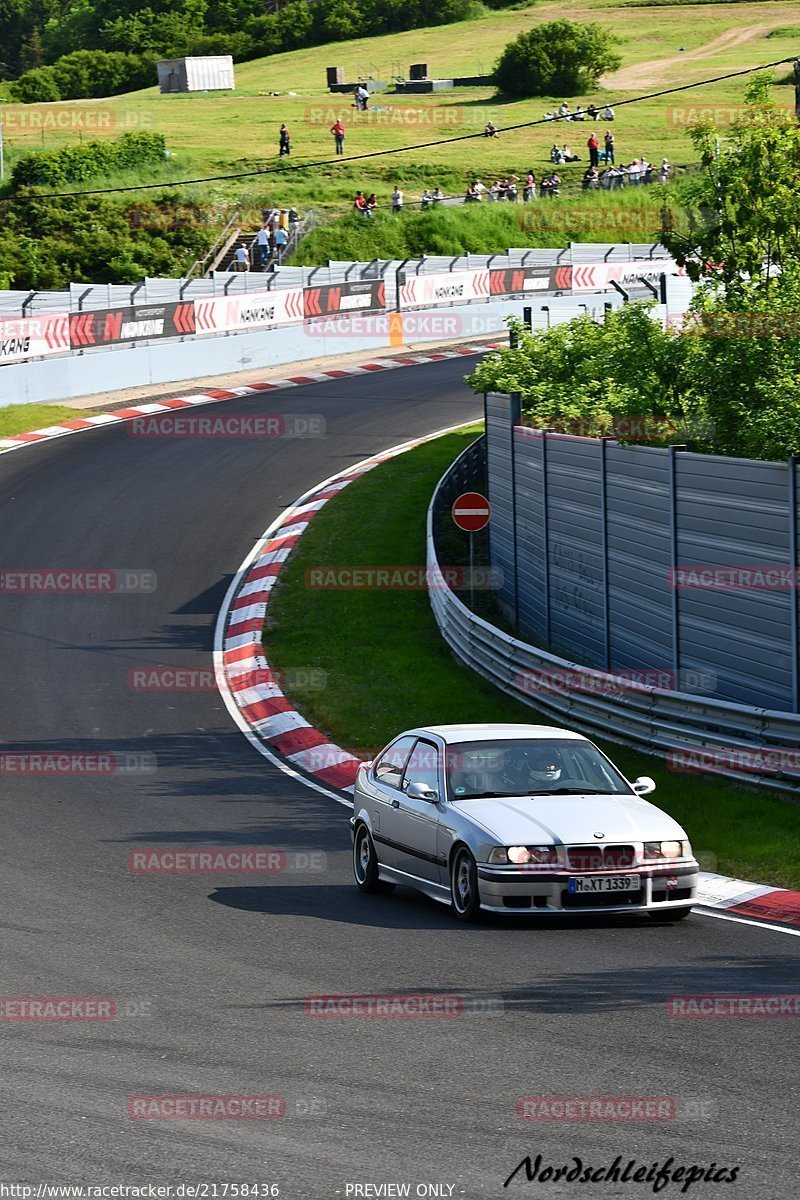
left=452, top=492, right=491, bottom=532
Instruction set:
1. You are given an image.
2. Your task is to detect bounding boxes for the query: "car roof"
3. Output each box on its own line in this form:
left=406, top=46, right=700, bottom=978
left=404, top=724, right=588, bottom=746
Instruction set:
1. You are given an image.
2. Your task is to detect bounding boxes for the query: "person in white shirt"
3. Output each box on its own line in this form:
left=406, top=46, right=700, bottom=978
left=234, top=246, right=249, bottom=271
left=602, top=105, right=615, bottom=120
left=392, top=186, right=403, bottom=212
left=558, top=102, right=570, bottom=118
left=472, top=179, right=486, bottom=197
left=256, top=226, right=270, bottom=266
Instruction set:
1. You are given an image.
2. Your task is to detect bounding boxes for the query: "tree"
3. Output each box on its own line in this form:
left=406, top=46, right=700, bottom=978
left=494, top=20, right=621, bottom=98
left=661, top=74, right=800, bottom=296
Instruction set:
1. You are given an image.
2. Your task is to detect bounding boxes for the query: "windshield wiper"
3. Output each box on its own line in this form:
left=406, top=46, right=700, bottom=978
left=451, top=790, right=513, bottom=800
left=546, top=787, right=613, bottom=795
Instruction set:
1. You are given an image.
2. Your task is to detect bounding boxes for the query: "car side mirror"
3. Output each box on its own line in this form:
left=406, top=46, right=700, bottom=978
left=406, top=780, right=439, bottom=803
left=632, top=776, right=656, bottom=796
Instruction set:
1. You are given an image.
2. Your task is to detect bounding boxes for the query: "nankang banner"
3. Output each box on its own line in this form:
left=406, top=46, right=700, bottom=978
left=69, top=302, right=196, bottom=348
left=304, top=280, right=385, bottom=318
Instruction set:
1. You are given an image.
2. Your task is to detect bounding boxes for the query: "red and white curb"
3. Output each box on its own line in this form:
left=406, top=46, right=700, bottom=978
left=214, top=418, right=475, bottom=803
left=212, top=412, right=800, bottom=936
left=0, top=344, right=501, bottom=458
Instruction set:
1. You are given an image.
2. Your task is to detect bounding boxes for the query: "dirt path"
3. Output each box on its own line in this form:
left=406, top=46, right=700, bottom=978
left=604, top=23, right=780, bottom=90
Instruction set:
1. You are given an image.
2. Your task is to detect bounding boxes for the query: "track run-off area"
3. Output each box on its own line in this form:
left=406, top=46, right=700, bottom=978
left=1, top=356, right=798, bottom=1196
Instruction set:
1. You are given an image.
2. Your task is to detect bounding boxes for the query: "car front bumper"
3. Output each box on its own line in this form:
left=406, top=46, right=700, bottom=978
left=476, top=863, right=698, bottom=914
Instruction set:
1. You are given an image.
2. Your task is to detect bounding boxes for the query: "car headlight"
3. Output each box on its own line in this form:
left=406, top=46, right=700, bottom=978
left=487, top=846, right=557, bottom=866
left=644, top=839, right=692, bottom=860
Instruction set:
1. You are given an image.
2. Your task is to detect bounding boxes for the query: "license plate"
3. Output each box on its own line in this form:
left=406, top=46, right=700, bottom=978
left=568, top=874, right=640, bottom=894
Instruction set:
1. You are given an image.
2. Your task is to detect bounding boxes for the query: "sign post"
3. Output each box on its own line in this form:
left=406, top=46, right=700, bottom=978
left=452, top=491, right=491, bottom=609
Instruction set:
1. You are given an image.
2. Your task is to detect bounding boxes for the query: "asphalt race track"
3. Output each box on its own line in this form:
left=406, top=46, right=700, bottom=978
left=1, top=357, right=798, bottom=1198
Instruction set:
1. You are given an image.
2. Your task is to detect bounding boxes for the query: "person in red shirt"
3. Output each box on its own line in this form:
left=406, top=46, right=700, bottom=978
left=331, top=120, right=345, bottom=155
left=587, top=132, right=599, bottom=168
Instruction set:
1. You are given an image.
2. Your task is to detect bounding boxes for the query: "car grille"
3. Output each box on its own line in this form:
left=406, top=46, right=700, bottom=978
left=567, top=845, right=635, bottom=871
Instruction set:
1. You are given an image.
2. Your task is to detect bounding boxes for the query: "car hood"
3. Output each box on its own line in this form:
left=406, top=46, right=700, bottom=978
left=452, top=793, right=687, bottom=846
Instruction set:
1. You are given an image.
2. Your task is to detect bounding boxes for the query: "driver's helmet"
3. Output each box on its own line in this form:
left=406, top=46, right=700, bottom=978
left=528, top=748, right=563, bottom=784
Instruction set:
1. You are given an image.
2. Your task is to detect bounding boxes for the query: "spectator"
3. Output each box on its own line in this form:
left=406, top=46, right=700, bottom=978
left=274, top=226, right=288, bottom=260
left=642, top=158, right=653, bottom=185
left=288, top=206, right=300, bottom=225
left=279, top=123, right=291, bottom=157
left=658, top=158, right=671, bottom=184
left=256, top=225, right=270, bottom=267
left=544, top=111, right=556, bottom=122
left=587, top=131, right=599, bottom=168
left=488, top=179, right=503, bottom=201
left=353, top=190, right=368, bottom=215
left=392, top=185, right=404, bottom=213
left=558, top=101, right=571, bottom=119
left=628, top=158, right=641, bottom=186
left=561, top=145, right=579, bottom=162
left=587, top=103, right=599, bottom=121
left=602, top=105, right=615, bottom=121
left=604, top=130, right=615, bottom=165
left=234, top=245, right=250, bottom=271
left=331, top=119, right=345, bottom=155
left=572, top=106, right=585, bottom=121
left=505, top=175, right=519, bottom=202
left=484, top=120, right=499, bottom=137
left=366, top=193, right=377, bottom=216
left=523, top=170, right=536, bottom=201
left=279, top=209, right=290, bottom=231
left=473, top=179, right=487, bottom=199
left=465, top=181, right=481, bottom=202
left=582, top=167, right=599, bottom=190
left=432, top=186, right=445, bottom=204
left=356, top=84, right=370, bottom=111
left=421, top=188, right=433, bottom=209
left=540, top=171, right=561, bottom=198
left=617, top=162, right=630, bottom=186
left=550, top=143, right=564, bottom=165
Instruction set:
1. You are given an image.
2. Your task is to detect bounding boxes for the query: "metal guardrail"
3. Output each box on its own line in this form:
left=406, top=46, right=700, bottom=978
left=427, top=436, right=800, bottom=798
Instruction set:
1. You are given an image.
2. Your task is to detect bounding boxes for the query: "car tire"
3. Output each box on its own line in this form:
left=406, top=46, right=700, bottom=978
left=648, top=906, right=692, bottom=922
left=450, top=846, right=481, bottom=922
left=353, top=824, right=395, bottom=894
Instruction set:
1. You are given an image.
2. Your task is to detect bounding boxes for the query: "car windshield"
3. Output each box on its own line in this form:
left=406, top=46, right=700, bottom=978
left=445, top=738, right=632, bottom=799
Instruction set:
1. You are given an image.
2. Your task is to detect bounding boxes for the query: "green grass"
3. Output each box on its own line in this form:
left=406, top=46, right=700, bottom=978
left=264, top=425, right=800, bottom=890
left=0, top=403, right=79, bottom=438
left=0, top=2, right=796, bottom=230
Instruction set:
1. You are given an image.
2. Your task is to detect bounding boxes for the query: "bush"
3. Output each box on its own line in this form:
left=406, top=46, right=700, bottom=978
left=494, top=20, right=621, bottom=97
left=11, top=131, right=167, bottom=188
left=10, top=66, right=61, bottom=103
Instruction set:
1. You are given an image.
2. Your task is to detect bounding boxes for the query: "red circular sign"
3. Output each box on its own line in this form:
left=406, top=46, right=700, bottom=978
left=452, top=491, right=491, bottom=532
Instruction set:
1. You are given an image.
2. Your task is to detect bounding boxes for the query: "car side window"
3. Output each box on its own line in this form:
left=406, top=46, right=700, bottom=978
left=373, top=735, right=416, bottom=790
left=402, top=739, right=441, bottom=795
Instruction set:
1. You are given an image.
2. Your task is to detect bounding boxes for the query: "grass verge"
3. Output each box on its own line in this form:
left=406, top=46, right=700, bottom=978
left=0, top=403, right=79, bottom=439
left=264, top=424, right=800, bottom=890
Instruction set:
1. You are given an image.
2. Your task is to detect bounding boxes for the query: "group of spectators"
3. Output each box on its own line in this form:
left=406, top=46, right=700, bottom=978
left=232, top=206, right=301, bottom=270
left=544, top=102, right=616, bottom=122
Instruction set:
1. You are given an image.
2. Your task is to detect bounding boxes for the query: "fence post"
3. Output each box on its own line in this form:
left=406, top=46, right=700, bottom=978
left=789, top=455, right=800, bottom=711
left=668, top=445, right=686, bottom=680
left=600, top=437, right=612, bottom=669
left=510, top=392, right=522, bottom=631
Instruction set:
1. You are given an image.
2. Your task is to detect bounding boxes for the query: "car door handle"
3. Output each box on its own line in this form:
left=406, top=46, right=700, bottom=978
left=391, top=798, right=400, bottom=809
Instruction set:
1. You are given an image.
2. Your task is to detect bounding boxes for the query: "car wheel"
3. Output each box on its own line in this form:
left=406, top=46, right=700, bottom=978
left=352, top=824, right=395, bottom=894
left=648, top=906, right=692, bottom=923
left=450, top=846, right=481, bottom=922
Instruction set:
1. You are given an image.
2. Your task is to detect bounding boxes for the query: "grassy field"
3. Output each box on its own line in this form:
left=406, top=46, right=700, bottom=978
left=0, top=404, right=80, bottom=438
left=264, top=426, right=800, bottom=891
left=0, top=2, right=798, bottom=223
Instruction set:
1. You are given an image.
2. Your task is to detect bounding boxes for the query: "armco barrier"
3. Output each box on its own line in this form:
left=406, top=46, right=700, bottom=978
left=427, top=437, right=800, bottom=797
